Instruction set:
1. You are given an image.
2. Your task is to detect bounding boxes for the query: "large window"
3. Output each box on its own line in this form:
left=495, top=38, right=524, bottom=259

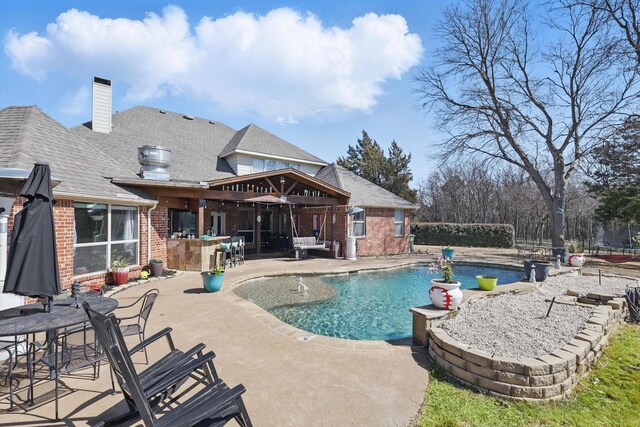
left=238, top=208, right=255, bottom=244
left=252, top=157, right=300, bottom=173
left=394, top=209, right=405, bottom=236
left=73, top=203, right=139, bottom=276
left=352, top=210, right=366, bottom=237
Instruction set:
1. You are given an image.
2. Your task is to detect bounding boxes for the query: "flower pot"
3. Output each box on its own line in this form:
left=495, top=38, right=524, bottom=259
left=112, top=267, right=129, bottom=286
left=202, top=272, right=224, bottom=292
left=476, top=275, right=497, bottom=291
left=441, top=248, right=455, bottom=259
left=149, top=260, right=163, bottom=277
left=564, top=253, right=585, bottom=267
left=429, top=279, right=463, bottom=310
left=524, top=261, right=551, bottom=282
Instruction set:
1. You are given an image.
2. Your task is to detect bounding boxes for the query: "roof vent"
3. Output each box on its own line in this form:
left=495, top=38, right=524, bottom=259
left=159, top=110, right=166, bottom=114
left=183, top=114, right=194, bottom=120
left=209, top=120, right=215, bottom=124
left=138, top=145, right=172, bottom=181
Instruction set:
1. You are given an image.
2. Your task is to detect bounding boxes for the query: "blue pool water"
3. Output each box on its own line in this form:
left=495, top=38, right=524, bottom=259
left=235, top=264, right=523, bottom=341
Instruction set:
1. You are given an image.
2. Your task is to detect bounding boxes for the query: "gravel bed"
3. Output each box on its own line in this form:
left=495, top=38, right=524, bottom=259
left=540, top=273, right=638, bottom=297
left=441, top=291, right=591, bottom=358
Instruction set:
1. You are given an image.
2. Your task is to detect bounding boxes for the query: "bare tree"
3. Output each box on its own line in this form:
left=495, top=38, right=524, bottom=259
left=579, top=0, right=640, bottom=63
left=415, top=0, right=638, bottom=250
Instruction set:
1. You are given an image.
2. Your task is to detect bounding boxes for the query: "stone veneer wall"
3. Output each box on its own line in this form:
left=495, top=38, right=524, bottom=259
left=427, top=300, right=628, bottom=401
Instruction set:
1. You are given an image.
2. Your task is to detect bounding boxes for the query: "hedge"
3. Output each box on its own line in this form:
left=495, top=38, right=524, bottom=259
left=411, top=222, right=514, bottom=248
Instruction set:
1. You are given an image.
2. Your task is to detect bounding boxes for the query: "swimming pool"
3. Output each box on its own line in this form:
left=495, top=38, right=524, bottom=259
left=234, top=264, right=523, bottom=341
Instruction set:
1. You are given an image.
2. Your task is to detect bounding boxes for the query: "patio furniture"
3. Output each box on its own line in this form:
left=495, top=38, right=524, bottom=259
left=293, top=237, right=329, bottom=259
left=216, top=238, right=235, bottom=270
left=232, top=236, right=245, bottom=265
left=115, top=288, right=159, bottom=364
left=83, top=302, right=252, bottom=427
left=0, top=335, right=26, bottom=409
left=0, top=295, right=118, bottom=420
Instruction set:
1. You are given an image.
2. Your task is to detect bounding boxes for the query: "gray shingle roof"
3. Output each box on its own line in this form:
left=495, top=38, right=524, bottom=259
left=316, top=164, right=418, bottom=209
left=220, top=123, right=326, bottom=165
left=72, top=106, right=238, bottom=182
left=0, top=106, right=151, bottom=202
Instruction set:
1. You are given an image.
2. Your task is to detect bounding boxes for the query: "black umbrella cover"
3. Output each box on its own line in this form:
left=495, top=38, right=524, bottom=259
left=4, top=163, right=61, bottom=297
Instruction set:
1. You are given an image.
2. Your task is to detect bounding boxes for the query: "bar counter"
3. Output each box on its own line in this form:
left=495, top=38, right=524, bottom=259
left=166, top=236, right=229, bottom=271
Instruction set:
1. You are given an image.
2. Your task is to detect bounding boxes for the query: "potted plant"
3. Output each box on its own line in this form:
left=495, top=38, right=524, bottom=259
left=523, top=258, right=552, bottom=282
left=111, top=258, right=130, bottom=286
left=428, top=261, right=463, bottom=310
left=475, top=275, right=498, bottom=291
left=149, top=259, right=164, bottom=277
left=441, top=246, right=455, bottom=259
left=201, top=264, right=224, bottom=292
left=564, top=241, right=585, bottom=267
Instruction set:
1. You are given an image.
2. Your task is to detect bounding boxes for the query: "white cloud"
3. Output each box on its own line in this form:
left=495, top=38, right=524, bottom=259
left=60, top=84, right=90, bottom=115
left=4, top=6, right=423, bottom=122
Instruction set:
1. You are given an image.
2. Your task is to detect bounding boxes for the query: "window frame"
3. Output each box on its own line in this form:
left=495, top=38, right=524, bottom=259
left=73, top=203, right=140, bottom=277
left=352, top=210, right=366, bottom=237
left=238, top=207, right=255, bottom=244
left=394, top=209, right=405, bottom=237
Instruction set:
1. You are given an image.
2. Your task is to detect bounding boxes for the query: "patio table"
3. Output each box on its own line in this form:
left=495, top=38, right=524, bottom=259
left=0, top=295, right=118, bottom=420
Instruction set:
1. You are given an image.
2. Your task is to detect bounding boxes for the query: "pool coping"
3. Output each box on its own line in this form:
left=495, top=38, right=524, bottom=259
left=221, top=257, right=570, bottom=350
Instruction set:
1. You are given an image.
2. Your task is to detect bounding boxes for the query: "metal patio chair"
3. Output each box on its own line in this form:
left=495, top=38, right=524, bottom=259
left=82, top=302, right=252, bottom=427
left=115, top=288, right=159, bottom=364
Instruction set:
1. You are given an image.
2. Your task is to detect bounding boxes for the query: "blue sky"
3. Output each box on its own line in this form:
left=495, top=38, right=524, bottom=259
left=0, top=1, right=449, bottom=184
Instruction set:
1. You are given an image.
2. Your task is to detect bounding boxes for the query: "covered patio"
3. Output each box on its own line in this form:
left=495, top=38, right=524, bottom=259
left=113, top=169, right=351, bottom=270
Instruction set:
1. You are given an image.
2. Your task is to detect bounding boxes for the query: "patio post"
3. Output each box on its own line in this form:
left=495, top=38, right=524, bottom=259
left=331, top=205, right=336, bottom=258
left=255, top=203, right=261, bottom=255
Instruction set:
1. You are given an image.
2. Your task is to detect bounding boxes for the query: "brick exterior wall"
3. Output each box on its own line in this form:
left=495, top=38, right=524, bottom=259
left=291, top=206, right=410, bottom=257
left=352, top=208, right=410, bottom=256
left=150, top=206, right=168, bottom=261
left=6, top=198, right=164, bottom=291
left=204, top=202, right=240, bottom=237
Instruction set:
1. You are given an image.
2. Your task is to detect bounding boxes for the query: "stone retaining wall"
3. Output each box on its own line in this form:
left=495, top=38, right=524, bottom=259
left=427, top=302, right=628, bottom=401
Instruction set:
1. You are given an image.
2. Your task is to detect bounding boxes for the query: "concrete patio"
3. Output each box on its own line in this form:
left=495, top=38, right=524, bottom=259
left=0, top=255, right=436, bottom=427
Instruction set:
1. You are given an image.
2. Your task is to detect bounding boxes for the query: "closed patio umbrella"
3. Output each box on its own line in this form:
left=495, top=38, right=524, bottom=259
left=3, top=163, right=60, bottom=304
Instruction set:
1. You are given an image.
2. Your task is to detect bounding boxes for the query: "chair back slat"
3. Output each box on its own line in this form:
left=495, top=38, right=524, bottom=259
left=140, top=291, right=159, bottom=322
left=83, top=302, right=158, bottom=425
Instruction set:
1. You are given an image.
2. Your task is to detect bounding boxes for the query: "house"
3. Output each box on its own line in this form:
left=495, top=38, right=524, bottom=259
left=0, top=77, right=417, bottom=289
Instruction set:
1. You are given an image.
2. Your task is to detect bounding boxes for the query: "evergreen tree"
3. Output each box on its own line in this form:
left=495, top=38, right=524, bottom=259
left=337, top=131, right=418, bottom=203
left=588, top=117, right=640, bottom=224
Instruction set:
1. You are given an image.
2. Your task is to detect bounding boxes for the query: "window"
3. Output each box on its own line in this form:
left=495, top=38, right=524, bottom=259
left=394, top=209, right=405, bottom=236
left=252, top=158, right=264, bottom=173
left=211, top=211, right=226, bottom=236
left=168, top=209, right=197, bottom=237
left=238, top=208, right=255, bottom=244
left=265, top=160, right=277, bottom=171
left=73, top=203, right=139, bottom=276
left=352, top=210, right=365, bottom=237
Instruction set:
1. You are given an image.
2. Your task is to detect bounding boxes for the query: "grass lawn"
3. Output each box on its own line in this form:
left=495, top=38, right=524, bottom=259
left=419, top=324, right=640, bottom=427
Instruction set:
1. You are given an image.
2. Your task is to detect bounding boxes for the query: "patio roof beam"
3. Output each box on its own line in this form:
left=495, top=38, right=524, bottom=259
left=284, top=181, right=299, bottom=195
left=264, top=177, right=278, bottom=194
left=143, top=187, right=345, bottom=206
left=203, top=190, right=342, bottom=206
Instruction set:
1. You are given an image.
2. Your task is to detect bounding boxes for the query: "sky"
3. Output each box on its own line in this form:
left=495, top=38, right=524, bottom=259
left=0, top=0, right=451, bottom=185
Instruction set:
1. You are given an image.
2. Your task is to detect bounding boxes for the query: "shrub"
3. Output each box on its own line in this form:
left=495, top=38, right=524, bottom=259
left=411, top=223, right=514, bottom=248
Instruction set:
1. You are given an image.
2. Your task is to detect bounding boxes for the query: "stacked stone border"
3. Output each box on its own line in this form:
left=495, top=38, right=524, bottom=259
left=427, top=299, right=628, bottom=401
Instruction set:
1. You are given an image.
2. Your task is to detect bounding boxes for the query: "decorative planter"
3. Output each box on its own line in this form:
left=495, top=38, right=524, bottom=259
left=564, top=253, right=585, bottom=267
left=202, top=272, right=224, bottom=292
left=149, top=260, right=164, bottom=277
left=429, top=279, right=463, bottom=310
left=476, top=275, right=498, bottom=291
left=112, top=267, right=129, bottom=286
left=524, top=260, right=551, bottom=282
left=441, top=248, right=455, bottom=259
